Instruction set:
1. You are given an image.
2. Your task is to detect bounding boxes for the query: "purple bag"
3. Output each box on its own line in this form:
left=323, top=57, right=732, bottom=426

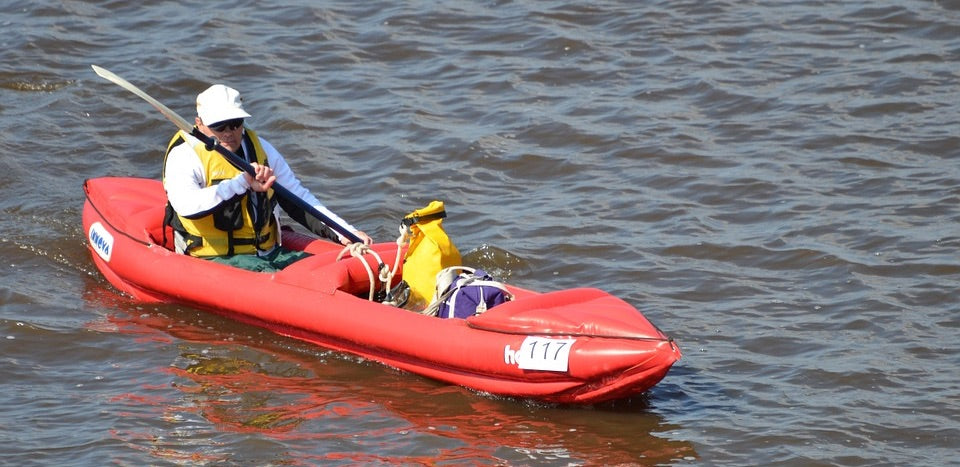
left=435, top=268, right=512, bottom=319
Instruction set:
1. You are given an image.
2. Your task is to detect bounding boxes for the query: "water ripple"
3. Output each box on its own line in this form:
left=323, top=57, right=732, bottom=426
left=1, top=0, right=959, bottom=464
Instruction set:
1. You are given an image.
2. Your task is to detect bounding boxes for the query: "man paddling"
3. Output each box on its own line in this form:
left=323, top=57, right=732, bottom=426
left=162, top=84, right=371, bottom=272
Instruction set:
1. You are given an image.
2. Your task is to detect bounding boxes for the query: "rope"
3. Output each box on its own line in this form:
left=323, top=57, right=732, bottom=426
left=336, top=224, right=408, bottom=303
left=378, top=224, right=409, bottom=306
left=385, top=225, right=407, bottom=293
left=337, top=242, right=386, bottom=302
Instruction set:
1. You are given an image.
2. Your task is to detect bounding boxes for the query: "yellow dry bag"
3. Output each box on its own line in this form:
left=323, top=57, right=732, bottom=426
left=400, top=201, right=461, bottom=309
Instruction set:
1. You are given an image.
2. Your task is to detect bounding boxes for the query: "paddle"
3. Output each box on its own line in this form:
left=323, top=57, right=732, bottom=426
left=90, top=65, right=363, bottom=244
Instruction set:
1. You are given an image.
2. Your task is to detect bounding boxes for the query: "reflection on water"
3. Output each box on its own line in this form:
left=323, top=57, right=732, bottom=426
left=84, top=284, right=696, bottom=464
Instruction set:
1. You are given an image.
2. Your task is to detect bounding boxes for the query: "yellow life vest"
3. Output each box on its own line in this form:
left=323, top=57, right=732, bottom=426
left=401, top=201, right=462, bottom=308
left=162, top=128, right=278, bottom=257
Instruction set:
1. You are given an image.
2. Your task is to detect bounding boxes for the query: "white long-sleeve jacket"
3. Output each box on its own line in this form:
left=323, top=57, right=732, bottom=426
left=163, top=130, right=360, bottom=247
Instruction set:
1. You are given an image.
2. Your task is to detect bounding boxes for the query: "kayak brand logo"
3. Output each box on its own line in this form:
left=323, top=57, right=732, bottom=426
left=88, top=222, right=114, bottom=262
left=504, top=336, right=576, bottom=373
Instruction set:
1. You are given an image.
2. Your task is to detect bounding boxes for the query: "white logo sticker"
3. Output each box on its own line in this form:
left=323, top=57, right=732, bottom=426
left=88, top=222, right=114, bottom=262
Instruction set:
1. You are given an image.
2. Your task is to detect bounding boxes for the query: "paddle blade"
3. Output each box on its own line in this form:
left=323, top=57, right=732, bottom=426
left=91, top=65, right=194, bottom=133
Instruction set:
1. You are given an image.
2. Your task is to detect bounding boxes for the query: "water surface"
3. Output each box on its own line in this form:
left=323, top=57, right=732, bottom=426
left=1, top=0, right=958, bottom=465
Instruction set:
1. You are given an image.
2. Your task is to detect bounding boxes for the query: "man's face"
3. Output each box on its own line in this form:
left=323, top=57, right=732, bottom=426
left=197, top=118, right=244, bottom=153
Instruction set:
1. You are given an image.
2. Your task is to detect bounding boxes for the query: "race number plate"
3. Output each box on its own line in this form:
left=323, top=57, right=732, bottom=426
left=515, top=336, right=576, bottom=372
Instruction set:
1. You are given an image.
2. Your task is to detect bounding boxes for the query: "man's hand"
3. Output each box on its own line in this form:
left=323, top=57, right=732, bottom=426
left=245, top=162, right=276, bottom=192
left=343, top=230, right=373, bottom=246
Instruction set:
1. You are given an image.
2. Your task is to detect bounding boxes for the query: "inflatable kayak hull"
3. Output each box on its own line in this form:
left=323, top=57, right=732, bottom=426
left=82, top=177, right=680, bottom=404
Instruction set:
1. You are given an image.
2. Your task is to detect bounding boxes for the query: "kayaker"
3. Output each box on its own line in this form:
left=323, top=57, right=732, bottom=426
left=162, top=84, right=372, bottom=271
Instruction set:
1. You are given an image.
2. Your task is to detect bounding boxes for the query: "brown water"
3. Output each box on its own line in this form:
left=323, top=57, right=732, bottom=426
left=2, top=1, right=958, bottom=465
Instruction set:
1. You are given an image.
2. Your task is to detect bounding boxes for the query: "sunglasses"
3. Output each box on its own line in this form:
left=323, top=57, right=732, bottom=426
left=207, top=118, right=244, bottom=132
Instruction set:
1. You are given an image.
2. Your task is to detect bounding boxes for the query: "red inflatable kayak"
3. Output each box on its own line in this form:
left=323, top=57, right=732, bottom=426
left=82, top=177, right=681, bottom=404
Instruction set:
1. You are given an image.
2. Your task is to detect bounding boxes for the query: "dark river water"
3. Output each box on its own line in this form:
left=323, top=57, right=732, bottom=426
left=2, top=1, right=958, bottom=465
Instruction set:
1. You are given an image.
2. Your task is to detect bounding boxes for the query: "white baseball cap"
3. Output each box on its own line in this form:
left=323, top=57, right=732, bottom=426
left=196, top=84, right=251, bottom=126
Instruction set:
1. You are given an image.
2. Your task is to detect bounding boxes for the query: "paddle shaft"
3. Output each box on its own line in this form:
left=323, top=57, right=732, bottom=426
left=90, top=65, right=362, bottom=244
